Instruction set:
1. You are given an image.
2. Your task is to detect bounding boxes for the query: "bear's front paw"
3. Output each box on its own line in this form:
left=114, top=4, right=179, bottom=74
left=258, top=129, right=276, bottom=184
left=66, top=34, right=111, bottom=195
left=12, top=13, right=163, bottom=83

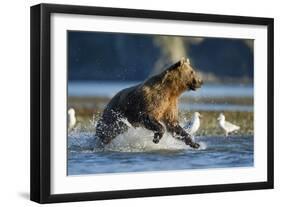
left=153, top=137, right=160, bottom=144
left=153, top=132, right=163, bottom=144
left=184, top=138, right=200, bottom=149
left=189, top=142, right=200, bottom=149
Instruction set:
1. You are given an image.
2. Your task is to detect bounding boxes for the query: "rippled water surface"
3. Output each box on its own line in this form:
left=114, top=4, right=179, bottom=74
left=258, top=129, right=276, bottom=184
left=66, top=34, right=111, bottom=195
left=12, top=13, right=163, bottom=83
left=67, top=128, right=253, bottom=175
left=67, top=82, right=254, bottom=175
left=68, top=81, right=253, bottom=98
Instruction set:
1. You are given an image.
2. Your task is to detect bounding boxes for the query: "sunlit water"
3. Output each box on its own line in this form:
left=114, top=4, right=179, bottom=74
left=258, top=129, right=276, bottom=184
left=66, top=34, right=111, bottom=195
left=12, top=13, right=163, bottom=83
left=68, top=82, right=253, bottom=112
left=67, top=125, right=253, bottom=175
left=68, top=81, right=253, bottom=98
left=67, top=82, right=254, bottom=175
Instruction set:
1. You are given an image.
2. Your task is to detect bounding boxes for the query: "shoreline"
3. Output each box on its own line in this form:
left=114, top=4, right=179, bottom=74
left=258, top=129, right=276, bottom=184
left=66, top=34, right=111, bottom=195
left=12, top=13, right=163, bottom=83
left=71, top=110, right=253, bottom=137
left=68, top=95, right=253, bottom=136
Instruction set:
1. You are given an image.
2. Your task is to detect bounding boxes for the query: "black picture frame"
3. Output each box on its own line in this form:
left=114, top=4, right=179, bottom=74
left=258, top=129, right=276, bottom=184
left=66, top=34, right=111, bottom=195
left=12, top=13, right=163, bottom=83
left=30, top=3, right=274, bottom=204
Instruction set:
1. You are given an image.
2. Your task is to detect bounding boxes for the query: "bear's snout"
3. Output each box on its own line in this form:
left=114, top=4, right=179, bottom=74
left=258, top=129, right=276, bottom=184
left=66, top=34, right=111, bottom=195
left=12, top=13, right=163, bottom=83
left=198, top=78, right=203, bottom=86
left=189, top=76, right=203, bottom=91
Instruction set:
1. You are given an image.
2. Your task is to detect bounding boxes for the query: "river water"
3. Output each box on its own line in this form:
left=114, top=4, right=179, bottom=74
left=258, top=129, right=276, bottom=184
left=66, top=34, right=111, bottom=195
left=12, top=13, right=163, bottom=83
left=67, top=81, right=254, bottom=175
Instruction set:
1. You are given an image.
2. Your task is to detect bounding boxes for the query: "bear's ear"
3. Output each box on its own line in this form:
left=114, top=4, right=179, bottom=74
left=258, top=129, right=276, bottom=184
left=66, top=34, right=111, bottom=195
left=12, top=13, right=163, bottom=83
left=180, top=57, right=186, bottom=65
left=180, top=57, right=190, bottom=65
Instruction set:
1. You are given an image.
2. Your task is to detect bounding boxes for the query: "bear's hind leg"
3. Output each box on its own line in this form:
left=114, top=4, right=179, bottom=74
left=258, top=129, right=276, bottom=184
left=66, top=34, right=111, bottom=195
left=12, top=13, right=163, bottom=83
left=96, top=118, right=129, bottom=144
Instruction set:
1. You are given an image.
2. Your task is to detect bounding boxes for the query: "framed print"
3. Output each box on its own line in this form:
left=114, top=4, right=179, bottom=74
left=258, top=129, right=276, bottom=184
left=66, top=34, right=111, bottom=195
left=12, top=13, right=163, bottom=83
left=30, top=3, right=274, bottom=203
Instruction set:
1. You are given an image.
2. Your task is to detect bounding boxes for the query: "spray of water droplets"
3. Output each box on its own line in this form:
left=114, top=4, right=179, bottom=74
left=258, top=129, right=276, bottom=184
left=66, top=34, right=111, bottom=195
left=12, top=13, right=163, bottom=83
left=68, top=116, right=207, bottom=153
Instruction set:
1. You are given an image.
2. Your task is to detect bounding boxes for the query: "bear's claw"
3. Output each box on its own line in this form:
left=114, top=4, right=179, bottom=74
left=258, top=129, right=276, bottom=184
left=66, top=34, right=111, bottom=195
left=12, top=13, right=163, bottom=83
left=153, top=137, right=160, bottom=144
left=153, top=132, right=163, bottom=144
left=185, top=138, right=200, bottom=149
left=189, top=142, right=200, bottom=149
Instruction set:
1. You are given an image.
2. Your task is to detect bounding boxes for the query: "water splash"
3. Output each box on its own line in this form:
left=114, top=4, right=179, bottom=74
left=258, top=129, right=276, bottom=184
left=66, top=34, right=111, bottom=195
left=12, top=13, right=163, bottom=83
left=68, top=117, right=207, bottom=153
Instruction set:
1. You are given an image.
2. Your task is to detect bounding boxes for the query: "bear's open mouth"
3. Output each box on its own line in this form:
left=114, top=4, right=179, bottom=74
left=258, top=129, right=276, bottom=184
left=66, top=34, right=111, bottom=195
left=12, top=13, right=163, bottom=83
left=190, top=85, right=199, bottom=91
left=189, top=78, right=203, bottom=91
left=190, top=83, right=202, bottom=91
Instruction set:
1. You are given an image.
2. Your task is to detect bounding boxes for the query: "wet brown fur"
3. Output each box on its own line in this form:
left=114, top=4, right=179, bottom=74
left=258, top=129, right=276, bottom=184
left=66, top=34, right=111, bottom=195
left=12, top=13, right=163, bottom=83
left=141, top=58, right=201, bottom=124
left=96, top=58, right=203, bottom=147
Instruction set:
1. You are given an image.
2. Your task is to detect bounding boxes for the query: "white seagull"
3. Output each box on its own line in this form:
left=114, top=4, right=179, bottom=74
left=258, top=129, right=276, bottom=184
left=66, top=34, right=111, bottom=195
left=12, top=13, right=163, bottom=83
left=217, top=113, right=240, bottom=137
left=184, top=112, right=202, bottom=138
left=68, top=108, right=76, bottom=132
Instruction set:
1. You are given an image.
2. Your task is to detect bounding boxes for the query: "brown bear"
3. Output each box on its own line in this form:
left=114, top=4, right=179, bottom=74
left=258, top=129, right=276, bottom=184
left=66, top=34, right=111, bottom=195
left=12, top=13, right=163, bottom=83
left=96, top=58, right=203, bottom=148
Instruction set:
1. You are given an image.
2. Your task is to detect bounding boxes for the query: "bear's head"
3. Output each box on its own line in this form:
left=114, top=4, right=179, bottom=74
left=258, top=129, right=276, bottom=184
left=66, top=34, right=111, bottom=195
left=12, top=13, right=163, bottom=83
left=161, top=57, right=203, bottom=94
